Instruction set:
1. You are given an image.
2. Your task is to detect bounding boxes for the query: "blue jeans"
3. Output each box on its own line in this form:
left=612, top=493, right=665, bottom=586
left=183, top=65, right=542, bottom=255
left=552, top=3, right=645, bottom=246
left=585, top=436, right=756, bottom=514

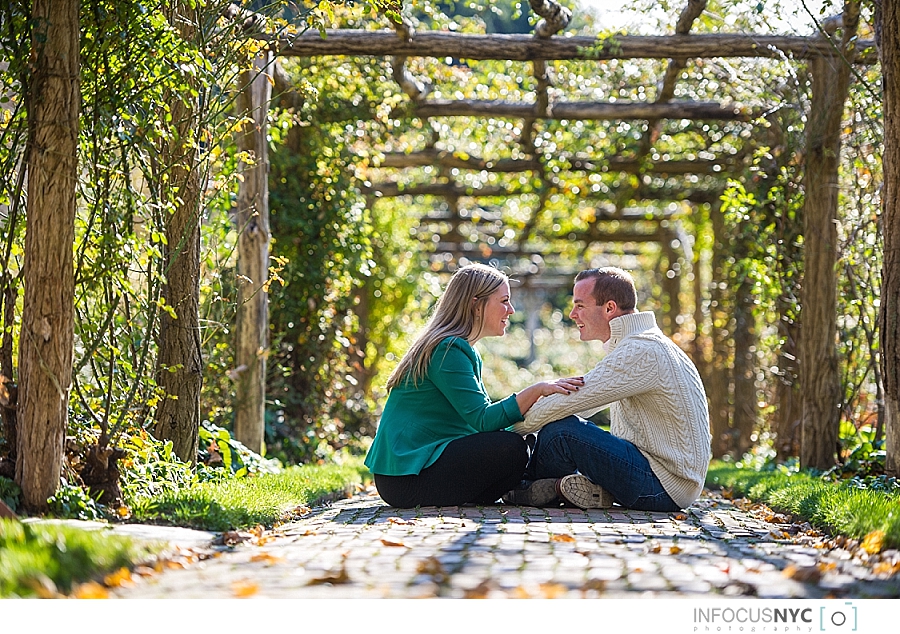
left=525, top=415, right=681, bottom=512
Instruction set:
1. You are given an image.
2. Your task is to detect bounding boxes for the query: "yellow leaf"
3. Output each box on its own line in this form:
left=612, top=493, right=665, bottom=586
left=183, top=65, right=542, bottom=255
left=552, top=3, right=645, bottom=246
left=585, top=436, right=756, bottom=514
left=250, top=553, right=284, bottom=565
left=74, top=582, right=109, bottom=599
left=103, top=567, right=133, bottom=588
left=539, top=583, right=567, bottom=598
left=861, top=530, right=885, bottom=555
left=380, top=538, right=406, bottom=547
left=669, top=545, right=682, bottom=555
left=231, top=580, right=259, bottom=598
left=550, top=534, right=576, bottom=543
left=649, top=543, right=661, bottom=553
left=873, top=561, right=900, bottom=577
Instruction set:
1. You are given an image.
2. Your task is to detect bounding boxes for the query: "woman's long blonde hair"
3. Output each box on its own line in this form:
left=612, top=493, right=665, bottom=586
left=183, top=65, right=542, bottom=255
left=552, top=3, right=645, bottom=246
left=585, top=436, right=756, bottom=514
left=386, top=263, right=508, bottom=390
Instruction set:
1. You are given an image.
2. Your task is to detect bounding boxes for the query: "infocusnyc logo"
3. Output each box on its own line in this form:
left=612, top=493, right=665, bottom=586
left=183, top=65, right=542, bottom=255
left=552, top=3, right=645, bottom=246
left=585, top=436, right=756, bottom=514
left=692, top=602, right=858, bottom=632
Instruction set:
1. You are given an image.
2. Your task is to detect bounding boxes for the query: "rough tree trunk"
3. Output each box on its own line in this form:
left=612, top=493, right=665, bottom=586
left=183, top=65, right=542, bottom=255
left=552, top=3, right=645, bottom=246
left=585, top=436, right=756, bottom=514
left=154, top=2, right=202, bottom=463
left=233, top=52, right=273, bottom=455
left=708, top=201, right=733, bottom=457
left=877, top=0, right=900, bottom=476
left=799, top=6, right=858, bottom=469
left=732, top=276, right=758, bottom=455
left=16, top=0, right=79, bottom=511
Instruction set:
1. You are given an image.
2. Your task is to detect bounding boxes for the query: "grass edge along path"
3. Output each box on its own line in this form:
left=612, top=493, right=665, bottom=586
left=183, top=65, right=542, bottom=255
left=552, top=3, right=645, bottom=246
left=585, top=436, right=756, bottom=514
left=129, top=459, right=371, bottom=531
left=707, top=460, right=900, bottom=550
left=0, top=458, right=370, bottom=597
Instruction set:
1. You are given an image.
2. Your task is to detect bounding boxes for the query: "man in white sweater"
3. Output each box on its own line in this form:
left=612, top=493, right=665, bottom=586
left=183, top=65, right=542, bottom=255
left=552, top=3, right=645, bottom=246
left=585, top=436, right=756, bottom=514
left=504, top=267, right=712, bottom=511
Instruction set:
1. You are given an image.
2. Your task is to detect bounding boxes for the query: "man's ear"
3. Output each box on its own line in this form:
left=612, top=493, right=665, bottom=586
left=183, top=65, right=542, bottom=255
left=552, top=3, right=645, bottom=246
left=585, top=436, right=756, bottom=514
left=606, top=301, right=617, bottom=314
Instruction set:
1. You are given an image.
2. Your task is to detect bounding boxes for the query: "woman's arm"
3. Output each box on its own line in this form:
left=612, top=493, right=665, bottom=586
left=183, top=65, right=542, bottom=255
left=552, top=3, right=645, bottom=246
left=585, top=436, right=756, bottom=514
left=515, top=377, right=585, bottom=416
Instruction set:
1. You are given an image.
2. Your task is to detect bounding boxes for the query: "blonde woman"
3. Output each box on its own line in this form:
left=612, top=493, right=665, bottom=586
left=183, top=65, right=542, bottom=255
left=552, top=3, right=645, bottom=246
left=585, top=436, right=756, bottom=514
left=365, top=263, right=583, bottom=508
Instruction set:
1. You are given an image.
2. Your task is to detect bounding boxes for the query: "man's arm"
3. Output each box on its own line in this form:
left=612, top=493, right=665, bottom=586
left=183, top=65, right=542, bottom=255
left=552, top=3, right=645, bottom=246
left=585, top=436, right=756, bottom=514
left=511, top=345, right=655, bottom=434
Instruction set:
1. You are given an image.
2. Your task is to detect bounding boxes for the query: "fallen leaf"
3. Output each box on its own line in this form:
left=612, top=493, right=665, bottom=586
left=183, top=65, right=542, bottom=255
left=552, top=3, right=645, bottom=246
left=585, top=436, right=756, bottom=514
left=817, top=562, right=837, bottom=573
left=550, top=534, right=576, bottom=543
left=782, top=564, right=821, bottom=583
left=250, top=553, right=284, bottom=565
left=581, top=579, right=606, bottom=596
left=861, top=530, right=885, bottom=555
left=74, top=581, right=109, bottom=599
left=103, top=567, right=133, bottom=588
left=649, top=543, right=661, bottom=554
left=510, top=586, right=532, bottom=598
left=416, top=557, right=447, bottom=583
left=669, top=545, right=682, bottom=555
left=380, top=538, right=406, bottom=547
left=231, top=580, right=259, bottom=597
left=539, top=583, right=567, bottom=598
left=23, top=575, right=59, bottom=599
left=133, top=566, right=155, bottom=577
left=873, top=561, right=900, bottom=577
left=387, top=517, right=414, bottom=525
left=673, top=513, right=688, bottom=521
left=463, top=580, right=493, bottom=599
left=307, top=567, right=350, bottom=586
left=294, top=505, right=311, bottom=515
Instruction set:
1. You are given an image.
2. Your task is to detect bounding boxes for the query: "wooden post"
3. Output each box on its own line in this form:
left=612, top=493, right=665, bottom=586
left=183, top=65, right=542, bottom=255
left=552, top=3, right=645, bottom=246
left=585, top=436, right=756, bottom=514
left=233, top=52, right=273, bottom=455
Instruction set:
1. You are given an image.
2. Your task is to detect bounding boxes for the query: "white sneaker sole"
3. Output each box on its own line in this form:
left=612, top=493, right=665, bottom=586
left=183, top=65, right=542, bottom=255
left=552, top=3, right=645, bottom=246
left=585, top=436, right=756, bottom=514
left=558, top=474, right=614, bottom=509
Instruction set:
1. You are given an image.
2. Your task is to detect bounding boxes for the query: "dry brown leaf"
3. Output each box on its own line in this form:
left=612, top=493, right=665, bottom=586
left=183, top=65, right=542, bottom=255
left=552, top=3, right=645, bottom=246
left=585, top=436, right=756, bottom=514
left=649, top=543, right=662, bottom=554
left=387, top=517, right=414, bottom=525
left=103, top=567, right=133, bottom=588
left=307, top=567, right=350, bottom=586
left=221, top=530, right=250, bottom=546
left=817, top=562, right=837, bottom=573
left=294, top=505, right=311, bottom=515
left=539, top=583, right=567, bottom=598
left=873, top=561, right=900, bottom=577
left=463, top=580, right=493, bottom=599
left=416, top=557, right=447, bottom=581
left=581, top=579, right=606, bottom=596
left=133, top=565, right=155, bottom=577
left=550, top=534, right=576, bottom=543
left=231, top=580, right=259, bottom=597
left=782, top=564, right=821, bottom=583
left=24, top=575, right=59, bottom=599
left=380, top=538, right=406, bottom=547
left=672, top=513, right=688, bottom=521
left=510, top=586, right=532, bottom=599
left=861, top=530, right=885, bottom=555
left=74, top=581, right=109, bottom=599
left=669, top=545, right=683, bottom=555
left=250, top=552, right=284, bottom=565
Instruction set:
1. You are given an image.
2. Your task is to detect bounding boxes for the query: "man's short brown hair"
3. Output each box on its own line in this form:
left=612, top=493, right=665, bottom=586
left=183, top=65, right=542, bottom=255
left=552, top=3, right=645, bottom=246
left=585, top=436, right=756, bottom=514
left=574, top=267, right=637, bottom=310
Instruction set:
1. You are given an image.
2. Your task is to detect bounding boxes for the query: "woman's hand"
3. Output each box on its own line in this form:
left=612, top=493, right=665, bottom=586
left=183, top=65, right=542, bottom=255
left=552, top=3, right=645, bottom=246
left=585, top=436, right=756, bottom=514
left=515, top=376, right=584, bottom=416
left=535, top=376, right=584, bottom=396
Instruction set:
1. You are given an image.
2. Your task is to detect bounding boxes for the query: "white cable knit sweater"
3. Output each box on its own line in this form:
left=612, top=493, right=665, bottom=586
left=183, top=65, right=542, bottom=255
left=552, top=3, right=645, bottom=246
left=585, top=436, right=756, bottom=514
left=513, top=311, right=712, bottom=508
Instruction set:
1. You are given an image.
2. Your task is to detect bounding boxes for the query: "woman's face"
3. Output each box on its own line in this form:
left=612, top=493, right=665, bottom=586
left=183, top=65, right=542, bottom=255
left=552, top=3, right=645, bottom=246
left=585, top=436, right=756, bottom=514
left=474, top=280, right=514, bottom=341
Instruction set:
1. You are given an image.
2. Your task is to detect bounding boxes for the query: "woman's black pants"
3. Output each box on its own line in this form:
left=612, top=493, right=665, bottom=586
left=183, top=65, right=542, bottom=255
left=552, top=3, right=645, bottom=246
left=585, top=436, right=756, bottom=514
left=373, top=431, right=528, bottom=508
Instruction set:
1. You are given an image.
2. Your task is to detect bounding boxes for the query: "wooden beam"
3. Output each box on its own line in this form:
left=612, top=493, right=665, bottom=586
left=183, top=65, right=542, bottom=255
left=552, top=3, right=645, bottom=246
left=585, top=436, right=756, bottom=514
left=410, top=100, right=754, bottom=121
left=277, top=31, right=877, bottom=64
left=360, top=182, right=510, bottom=197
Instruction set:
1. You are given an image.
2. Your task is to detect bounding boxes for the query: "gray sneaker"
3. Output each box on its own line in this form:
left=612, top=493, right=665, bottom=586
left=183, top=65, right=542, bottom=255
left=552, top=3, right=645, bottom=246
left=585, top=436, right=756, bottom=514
left=501, top=478, right=560, bottom=507
left=557, top=474, right=614, bottom=509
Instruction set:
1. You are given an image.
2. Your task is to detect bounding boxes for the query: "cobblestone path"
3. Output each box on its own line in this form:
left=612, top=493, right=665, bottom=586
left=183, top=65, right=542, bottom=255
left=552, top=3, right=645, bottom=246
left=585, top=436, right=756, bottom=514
left=113, top=488, right=900, bottom=599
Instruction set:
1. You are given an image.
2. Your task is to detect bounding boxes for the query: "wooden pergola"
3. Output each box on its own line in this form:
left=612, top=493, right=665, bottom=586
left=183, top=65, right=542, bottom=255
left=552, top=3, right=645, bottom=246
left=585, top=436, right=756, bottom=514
left=231, top=0, right=875, bottom=469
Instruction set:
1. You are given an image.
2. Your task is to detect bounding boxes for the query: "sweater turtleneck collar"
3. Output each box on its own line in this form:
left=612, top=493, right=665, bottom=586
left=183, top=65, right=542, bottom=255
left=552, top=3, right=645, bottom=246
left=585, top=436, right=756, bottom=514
left=605, top=311, right=658, bottom=353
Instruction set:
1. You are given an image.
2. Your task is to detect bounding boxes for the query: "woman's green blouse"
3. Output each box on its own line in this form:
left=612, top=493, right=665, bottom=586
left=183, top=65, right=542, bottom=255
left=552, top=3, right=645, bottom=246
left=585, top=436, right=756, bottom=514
left=364, top=336, right=524, bottom=476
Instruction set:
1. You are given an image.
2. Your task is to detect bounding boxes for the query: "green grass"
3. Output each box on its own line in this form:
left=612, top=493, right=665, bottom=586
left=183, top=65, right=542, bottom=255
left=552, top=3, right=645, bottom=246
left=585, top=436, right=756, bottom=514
left=129, top=458, right=371, bottom=531
left=0, top=520, right=160, bottom=597
left=707, top=461, right=900, bottom=549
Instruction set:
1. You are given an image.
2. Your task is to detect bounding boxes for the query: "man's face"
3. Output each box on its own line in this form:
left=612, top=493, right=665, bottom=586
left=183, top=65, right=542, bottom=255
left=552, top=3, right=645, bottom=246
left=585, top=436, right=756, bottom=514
left=569, top=277, right=616, bottom=342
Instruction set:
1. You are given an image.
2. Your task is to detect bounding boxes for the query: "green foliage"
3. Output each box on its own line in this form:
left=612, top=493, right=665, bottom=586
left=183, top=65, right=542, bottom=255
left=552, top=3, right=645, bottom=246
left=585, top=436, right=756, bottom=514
left=198, top=422, right=283, bottom=479
left=47, top=484, right=103, bottom=522
left=0, top=476, right=20, bottom=512
left=708, top=461, right=900, bottom=549
left=130, top=458, right=369, bottom=531
left=0, top=519, right=156, bottom=597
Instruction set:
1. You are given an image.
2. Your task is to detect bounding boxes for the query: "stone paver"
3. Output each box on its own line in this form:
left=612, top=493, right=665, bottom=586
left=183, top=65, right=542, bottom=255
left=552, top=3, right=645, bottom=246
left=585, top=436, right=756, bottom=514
left=111, top=489, right=900, bottom=599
